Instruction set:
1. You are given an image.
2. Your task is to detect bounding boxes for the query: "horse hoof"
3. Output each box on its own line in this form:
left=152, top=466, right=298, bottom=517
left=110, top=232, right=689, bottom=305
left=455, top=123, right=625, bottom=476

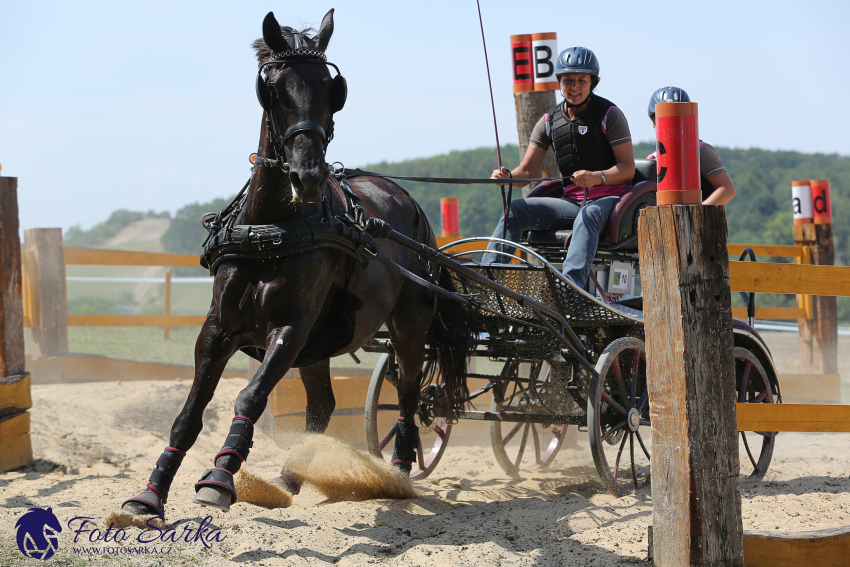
left=121, top=501, right=158, bottom=517
left=192, top=486, right=233, bottom=511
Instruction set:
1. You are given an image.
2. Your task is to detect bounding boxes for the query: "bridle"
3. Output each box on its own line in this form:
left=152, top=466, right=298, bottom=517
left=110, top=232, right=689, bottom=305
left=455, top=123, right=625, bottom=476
left=255, top=47, right=348, bottom=166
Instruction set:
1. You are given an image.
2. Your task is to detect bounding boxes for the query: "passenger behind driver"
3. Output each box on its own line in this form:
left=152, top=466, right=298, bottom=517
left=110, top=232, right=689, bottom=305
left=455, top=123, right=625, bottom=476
left=482, top=47, right=635, bottom=290
left=646, top=86, right=735, bottom=205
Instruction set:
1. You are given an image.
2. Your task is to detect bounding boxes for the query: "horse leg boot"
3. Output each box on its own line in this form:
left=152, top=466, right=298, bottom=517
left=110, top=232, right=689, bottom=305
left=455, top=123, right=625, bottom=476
left=193, top=415, right=254, bottom=510
left=194, top=324, right=309, bottom=510
left=122, top=447, right=185, bottom=517
left=272, top=358, right=333, bottom=495
left=390, top=360, right=425, bottom=476
left=385, top=276, right=433, bottom=475
left=123, top=320, right=237, bottom=517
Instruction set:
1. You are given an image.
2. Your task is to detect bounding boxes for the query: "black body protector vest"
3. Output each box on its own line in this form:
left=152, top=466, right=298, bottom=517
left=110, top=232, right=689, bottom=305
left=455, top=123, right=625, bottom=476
left=549, top=94, right=618, bottom=178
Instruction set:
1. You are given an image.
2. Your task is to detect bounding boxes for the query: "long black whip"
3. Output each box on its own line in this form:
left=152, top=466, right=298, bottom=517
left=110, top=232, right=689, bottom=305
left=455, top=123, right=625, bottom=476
left=476, top=0, right=513, bottom=240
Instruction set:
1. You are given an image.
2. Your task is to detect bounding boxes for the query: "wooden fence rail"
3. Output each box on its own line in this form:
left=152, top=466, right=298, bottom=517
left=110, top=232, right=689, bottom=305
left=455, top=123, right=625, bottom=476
left=20, top=238, right=837, bottom=359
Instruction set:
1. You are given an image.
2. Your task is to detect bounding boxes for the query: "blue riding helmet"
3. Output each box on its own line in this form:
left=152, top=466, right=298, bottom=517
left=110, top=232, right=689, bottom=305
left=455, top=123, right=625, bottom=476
left=554, top=47, right=599, bottom=78
left=648, top=86, right=690, bottom=118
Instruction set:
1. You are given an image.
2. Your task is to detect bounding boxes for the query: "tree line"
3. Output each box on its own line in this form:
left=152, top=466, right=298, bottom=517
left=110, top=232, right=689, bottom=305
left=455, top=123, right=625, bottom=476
left=66, top=143, right=850, bottom=320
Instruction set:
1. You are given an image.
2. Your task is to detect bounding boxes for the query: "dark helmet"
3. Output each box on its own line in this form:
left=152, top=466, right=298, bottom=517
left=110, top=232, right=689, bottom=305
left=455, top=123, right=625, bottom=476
left=648, top=86, right=690, bottom=118
left=554, top=47, right=599, bottom=78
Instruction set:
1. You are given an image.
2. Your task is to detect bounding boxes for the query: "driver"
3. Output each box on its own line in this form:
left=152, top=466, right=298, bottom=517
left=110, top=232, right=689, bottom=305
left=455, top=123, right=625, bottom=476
left=646, top=86, right=736, bottom=205
left=482, top=47, right=635, bottom=289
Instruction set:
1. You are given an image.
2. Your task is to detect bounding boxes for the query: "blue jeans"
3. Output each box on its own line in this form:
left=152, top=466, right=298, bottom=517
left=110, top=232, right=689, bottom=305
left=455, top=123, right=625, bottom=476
left=482, top=196, right=620, bottom=288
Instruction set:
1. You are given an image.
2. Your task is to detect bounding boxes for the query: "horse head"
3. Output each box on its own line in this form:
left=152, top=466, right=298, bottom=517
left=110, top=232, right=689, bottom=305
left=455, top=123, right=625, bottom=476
left=254, top=9, right=347, bottom=203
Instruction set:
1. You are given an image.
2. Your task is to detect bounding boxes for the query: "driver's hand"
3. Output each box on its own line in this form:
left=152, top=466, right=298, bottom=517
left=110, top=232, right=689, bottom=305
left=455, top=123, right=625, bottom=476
left=570, top=170, right=599, bottom=188
left=491, top=166, right=511, bottom=185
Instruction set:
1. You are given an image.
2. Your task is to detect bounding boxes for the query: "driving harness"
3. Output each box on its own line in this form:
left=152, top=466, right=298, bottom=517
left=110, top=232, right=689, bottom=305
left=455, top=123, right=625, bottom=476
left=200, top=171, right=393, bottom=368
left=200, top=174, right=378, bottom=277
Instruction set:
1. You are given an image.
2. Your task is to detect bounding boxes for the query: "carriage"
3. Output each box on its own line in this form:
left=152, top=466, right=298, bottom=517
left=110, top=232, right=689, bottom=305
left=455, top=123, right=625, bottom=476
left=359, top=158, right=781, bottom=497
left=120, top=11, right=782, bottom=517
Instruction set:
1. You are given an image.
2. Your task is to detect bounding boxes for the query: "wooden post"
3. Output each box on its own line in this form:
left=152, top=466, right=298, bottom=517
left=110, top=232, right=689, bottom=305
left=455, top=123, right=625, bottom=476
left=22, top=228, right=69, bottom=357
left=0, top=177, right=32, bottom=471
left=0, top=178, right=25, bottom=376
left=638, top=205, right=744, bottom=566
left=515, top=90, right=560, bottom=196
left=793, top=223, right=837, bottom=374
left=163, top=266, right=172, bottom=339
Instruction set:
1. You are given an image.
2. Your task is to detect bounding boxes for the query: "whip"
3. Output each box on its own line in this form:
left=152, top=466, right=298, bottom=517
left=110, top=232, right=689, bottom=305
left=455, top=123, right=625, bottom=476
left=476, top=0, right=513, bottom=239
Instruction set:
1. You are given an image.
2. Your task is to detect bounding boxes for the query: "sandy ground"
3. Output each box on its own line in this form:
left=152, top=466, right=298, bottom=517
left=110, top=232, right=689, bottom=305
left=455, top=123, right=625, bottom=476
left=2, top=354, right=850, bottom=566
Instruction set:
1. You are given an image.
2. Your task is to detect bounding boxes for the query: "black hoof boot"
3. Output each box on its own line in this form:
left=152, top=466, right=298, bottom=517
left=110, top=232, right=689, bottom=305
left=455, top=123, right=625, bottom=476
left=122, top=491, right=164, bottom=517
left=193, top=469, right=237, bottom=511
left=391, top=417, right=419, bottom=475
left=269, top=470, right=302, bottom=495
left=122, top=446, right=185, bottom=517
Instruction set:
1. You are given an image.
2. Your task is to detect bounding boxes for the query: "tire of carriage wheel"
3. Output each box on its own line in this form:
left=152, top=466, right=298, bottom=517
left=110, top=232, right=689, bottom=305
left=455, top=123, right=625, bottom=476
left=735, top=346, right=777, bottom=482
left=364, top=353, right=452, bottom=480
left=489, top=361, right=569, bottom=477
left=588, top=337, right=651, bottom=498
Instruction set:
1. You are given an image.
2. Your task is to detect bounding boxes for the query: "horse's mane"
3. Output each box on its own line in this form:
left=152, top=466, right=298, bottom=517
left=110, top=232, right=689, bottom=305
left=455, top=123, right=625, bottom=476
left=252, top=26, right=319, bottom=64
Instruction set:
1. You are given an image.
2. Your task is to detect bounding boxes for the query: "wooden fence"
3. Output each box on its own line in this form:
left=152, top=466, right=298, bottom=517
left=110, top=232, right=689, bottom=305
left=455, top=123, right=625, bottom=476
left=20, top=236, right=817, bottom=337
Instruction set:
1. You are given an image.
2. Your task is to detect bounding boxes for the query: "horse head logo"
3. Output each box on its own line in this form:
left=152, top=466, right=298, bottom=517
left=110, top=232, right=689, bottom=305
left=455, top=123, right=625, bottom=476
left=15, top=507, right=62, bottom=560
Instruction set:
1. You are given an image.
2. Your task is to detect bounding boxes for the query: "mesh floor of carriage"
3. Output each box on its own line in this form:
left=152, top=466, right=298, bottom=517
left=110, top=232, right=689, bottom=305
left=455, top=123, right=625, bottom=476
left=449, top=263, right=643, bottom=328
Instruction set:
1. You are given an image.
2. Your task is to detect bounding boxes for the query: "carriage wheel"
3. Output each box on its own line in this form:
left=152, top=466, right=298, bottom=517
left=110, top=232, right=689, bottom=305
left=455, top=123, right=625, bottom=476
left=490, top=361, right=569, bottom=476
left=588, top=337, right=651, bottom=497
left=364, top=353, right=452, bottom=480
left=735, top=346, right=776, bottom=482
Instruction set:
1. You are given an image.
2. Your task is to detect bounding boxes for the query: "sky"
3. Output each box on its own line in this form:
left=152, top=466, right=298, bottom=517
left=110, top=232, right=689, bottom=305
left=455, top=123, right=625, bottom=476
left=1, top=0, right=849, bottom=232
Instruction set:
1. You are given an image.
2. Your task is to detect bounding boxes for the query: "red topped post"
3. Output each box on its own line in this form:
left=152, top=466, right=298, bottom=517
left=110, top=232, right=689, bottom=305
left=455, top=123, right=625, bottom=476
left=655, top=102, right=702, bottom=206
left=811, top=179, right=833, bottom=225
left=440, top=197, right=460, bottom=238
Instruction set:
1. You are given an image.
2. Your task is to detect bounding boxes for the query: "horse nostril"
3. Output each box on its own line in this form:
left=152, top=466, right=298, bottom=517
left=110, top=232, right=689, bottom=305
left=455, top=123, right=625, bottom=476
left=289, top=171, right=302, bottom=190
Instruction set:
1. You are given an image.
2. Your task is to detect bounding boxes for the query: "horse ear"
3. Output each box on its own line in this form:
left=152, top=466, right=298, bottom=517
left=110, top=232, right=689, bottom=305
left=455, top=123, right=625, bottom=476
left=329, top=73, right=347, bottom=113
left=316, top=8, right=334, bottom=52
left=262, top=12, right=290, bottom=53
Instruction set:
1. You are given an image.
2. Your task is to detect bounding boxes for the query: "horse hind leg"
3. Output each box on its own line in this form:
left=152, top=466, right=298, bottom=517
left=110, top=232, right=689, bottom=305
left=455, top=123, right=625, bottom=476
left=122, top=319, right=237, bottom=517
left=300, top=358, right=335, bottom=434
left=266, top=358, right=335, bottom=495
left=385, top=280, right=433, bottom=475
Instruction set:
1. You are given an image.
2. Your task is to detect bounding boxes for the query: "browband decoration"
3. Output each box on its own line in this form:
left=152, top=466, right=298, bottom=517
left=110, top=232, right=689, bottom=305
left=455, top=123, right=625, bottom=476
left=268, top=48, right=327, bottom=62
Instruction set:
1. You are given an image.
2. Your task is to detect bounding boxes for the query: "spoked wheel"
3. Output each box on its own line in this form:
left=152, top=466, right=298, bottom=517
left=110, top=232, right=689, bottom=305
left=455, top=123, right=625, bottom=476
left=735, top=346, right=777, bottom=482
left=588, top=337, right=651, bottom=497
left=364, top=353, right=452, bottom=480
left=490, top=360, right=571, bottom=476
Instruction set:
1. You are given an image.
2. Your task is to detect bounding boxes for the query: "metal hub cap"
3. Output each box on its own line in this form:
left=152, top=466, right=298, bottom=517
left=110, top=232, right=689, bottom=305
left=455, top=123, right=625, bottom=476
left=628, top=408, right=641, bottom=432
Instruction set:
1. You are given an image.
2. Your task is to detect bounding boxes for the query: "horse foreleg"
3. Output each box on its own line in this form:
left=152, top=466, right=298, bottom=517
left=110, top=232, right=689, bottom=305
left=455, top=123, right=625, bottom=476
left=122, top=319, right=238, bottom=517
left=299, top=358, right=334, bottom=434
left=194, top=321, right=309, bottom=510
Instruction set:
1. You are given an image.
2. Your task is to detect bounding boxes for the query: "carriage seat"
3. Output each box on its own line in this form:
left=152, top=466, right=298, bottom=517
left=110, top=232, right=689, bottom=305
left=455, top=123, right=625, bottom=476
left=524, top=159, right=657, bottom=253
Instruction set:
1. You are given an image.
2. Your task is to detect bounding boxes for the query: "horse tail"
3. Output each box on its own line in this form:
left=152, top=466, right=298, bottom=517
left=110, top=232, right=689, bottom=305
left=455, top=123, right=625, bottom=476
left=425, top=267, right=475, bottom=417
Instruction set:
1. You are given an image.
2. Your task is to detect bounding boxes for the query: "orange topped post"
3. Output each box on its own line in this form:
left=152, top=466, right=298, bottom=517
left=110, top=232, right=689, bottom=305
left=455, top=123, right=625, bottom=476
left=792, top=180, right=814, bottom=224
left=654, top=102, right=702, bottom=206
left=510, top=35, right=533, bottom=93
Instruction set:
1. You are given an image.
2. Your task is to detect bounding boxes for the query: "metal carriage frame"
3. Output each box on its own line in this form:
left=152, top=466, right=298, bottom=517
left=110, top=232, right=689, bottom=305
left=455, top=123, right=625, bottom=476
left=362, top=235, right=781, bottom=497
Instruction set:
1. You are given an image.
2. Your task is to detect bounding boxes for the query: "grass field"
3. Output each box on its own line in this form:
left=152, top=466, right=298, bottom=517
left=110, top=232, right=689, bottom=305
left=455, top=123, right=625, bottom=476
left=58, top=326, right=382, bottom=375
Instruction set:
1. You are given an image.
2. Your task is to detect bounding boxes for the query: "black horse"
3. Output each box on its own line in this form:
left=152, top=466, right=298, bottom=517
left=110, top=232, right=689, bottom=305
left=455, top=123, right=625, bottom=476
left=122, top=9, right=469, bottom=516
